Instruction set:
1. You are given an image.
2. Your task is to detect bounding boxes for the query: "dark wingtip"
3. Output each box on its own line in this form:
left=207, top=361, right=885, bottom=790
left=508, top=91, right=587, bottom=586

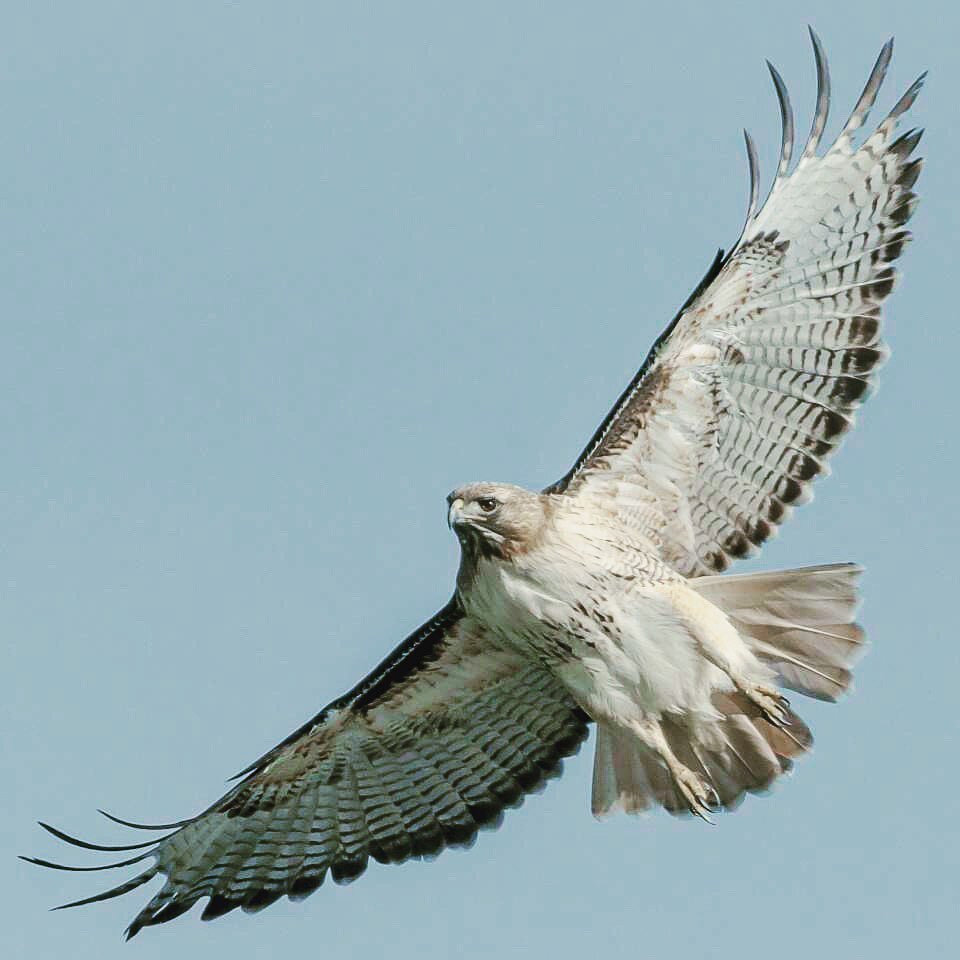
left=19, top=849, right=153, bottom=872
left=37, top=820, right=162, bottom=853
left=803, top=27, right=830, bottom=157
left=889, top=71, right=928, bottom=119
left=765, top=59, right=794, bottom=181
left=97, top=808, right=191, bottom=831
left=742, top=128, right=760, bottom=227
left=201, top=893, right=242, bottom=921
left=46, top=866, right=159, bottom=912
left=841, top=37, right=894, bottom=138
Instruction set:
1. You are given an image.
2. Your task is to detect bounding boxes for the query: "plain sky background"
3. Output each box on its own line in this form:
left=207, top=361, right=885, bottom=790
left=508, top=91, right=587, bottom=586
left=5, top=2, right=957, bottom=958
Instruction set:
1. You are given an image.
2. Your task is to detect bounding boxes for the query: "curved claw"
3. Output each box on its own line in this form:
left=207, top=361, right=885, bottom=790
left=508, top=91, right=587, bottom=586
left=675, top=767, right=719, bottom=824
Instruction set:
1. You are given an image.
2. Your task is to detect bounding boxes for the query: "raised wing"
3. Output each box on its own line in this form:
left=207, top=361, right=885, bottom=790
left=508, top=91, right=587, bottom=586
left=547, top=32, right=924, bottom=577
left=25, top=604, right=587, bottom=937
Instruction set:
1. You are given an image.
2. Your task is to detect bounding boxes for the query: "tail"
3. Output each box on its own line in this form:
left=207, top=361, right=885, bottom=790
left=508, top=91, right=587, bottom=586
left=692, top=562, right=866, bottom=702
left=592, top=562, right=864, bottom=817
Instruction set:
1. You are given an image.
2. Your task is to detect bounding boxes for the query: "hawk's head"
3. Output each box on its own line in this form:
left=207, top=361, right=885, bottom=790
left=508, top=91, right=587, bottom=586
left=446, top=482, right=548, bottom=562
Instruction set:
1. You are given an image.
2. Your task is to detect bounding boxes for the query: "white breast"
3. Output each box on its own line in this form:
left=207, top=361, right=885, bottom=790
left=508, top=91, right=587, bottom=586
left=461, top=522, right=726, bottom=724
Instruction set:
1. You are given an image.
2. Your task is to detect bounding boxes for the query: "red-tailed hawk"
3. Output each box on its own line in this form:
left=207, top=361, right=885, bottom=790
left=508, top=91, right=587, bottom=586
left=27, top=31, right=924, bottom=937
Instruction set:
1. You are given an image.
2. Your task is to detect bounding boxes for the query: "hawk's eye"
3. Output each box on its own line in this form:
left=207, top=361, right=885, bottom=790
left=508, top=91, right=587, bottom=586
left=477, top=497, right=499, bottom=513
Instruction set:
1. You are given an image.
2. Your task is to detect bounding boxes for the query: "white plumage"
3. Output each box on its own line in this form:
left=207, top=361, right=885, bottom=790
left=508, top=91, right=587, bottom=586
left=27, top=32, right=922, bottom=937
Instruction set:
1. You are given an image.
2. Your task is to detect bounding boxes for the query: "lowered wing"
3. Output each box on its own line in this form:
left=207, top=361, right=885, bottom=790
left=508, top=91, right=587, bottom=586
left=25, top=604, right=587, bottom=936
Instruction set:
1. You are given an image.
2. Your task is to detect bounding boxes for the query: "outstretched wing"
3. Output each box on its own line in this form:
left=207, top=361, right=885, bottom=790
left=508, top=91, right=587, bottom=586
left=547, top=32, right=924, bottom=577
left=26, top=603, right=587, bottom=937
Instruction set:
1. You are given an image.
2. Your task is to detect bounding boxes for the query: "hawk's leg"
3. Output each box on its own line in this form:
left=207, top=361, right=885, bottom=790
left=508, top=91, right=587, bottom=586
left=631, top=718, right=719, bottom=822
left=675, top=588, right=792, bottom=727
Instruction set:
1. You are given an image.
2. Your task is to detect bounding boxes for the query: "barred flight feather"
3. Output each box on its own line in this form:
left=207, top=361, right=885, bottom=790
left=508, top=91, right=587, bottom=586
left=27, top=611, right=586, bottom=938
left=555, top=30, right=923, bottom=577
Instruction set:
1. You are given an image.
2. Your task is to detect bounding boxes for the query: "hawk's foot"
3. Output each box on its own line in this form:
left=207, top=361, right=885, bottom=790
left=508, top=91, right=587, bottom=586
left=740, top=681, right=791, bottom=727
left=671, top=764, right=719, bottom=823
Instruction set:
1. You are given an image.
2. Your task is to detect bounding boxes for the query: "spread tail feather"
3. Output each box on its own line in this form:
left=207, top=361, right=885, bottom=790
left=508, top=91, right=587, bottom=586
left=592, top=562, right=862, bottom=817
left=692, top=562, right=866, bottom=701
left=591, top=696, right=812, bottom=817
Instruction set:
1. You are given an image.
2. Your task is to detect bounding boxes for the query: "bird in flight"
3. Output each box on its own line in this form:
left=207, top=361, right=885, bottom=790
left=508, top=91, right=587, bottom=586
left=27, top=31, right=924, bottom=938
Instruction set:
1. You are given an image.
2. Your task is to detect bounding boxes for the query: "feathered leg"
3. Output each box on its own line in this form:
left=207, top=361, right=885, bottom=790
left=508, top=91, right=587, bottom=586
left=591, top=564, right=862, bottom=818
left=625, top=718, right=719, bottom=822
left=666, top=580, right=792, bottom=725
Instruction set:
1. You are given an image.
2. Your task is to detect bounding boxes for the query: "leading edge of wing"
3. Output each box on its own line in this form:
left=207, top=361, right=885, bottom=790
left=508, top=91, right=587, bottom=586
left=543, top=30, right=925, bottom=501
left=228, top=598, right=464, bottom=780
left=543, top=247, right=726, bottom=496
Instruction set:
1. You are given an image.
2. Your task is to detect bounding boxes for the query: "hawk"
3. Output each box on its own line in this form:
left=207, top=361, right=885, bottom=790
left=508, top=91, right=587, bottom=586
left=27, top=32, right=924, bottom=937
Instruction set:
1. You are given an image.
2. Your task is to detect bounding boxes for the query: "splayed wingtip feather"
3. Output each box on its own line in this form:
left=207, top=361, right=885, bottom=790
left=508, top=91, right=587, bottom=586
left=803, top=27, right=831, bottom=157
left=765, top=60, right=795, bottom=183
left=37, top=820, right=164, bottom=853
left=840, top=38, right=894, bottom=138
left=97, top=808, right=192, bottom=831
left=742, top=129, right=760, bottom=227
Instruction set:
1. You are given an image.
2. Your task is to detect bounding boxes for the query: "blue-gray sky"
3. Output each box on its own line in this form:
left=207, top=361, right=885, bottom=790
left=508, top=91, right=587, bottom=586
left=5, top=2, right=957, bottom=958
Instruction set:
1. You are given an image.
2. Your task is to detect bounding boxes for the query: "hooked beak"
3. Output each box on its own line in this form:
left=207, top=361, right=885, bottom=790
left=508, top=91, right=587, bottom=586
left=447, top=497, right=464, bottom=530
